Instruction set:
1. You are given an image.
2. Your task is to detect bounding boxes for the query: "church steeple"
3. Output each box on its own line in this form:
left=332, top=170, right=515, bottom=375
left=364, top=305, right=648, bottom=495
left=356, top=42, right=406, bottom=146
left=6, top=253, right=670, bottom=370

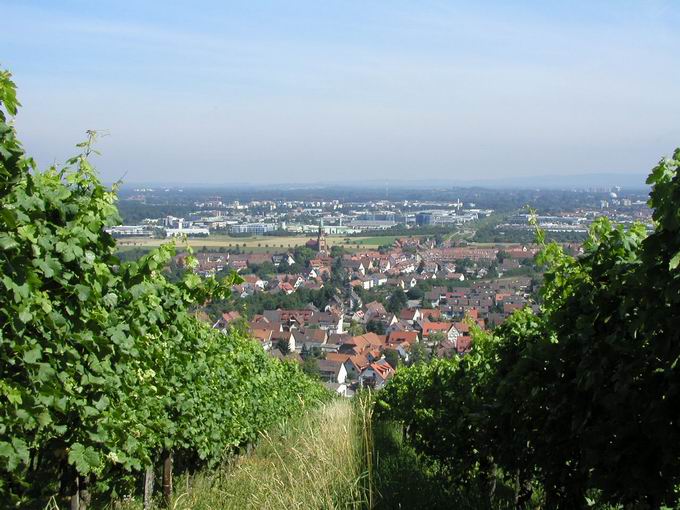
left=317, top=219, right=328, bottom=254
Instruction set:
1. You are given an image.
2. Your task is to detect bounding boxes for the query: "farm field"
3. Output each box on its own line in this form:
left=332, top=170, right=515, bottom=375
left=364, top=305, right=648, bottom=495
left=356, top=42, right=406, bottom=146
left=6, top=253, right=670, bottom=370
left=114, top=234, right=532, bottom=255
left=115, top=234, right=413, bottom=252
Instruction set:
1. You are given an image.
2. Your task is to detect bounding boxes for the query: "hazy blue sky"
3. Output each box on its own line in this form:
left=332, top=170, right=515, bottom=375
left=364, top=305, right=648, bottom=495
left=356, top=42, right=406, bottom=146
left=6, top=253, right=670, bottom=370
left=2, top=1, right=680, bottom=184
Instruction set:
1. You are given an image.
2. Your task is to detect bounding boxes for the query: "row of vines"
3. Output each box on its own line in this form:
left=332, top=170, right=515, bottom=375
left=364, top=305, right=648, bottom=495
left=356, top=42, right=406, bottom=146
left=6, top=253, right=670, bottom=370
left=378, top=148, right=680, bottom=508
left=0, top=70, right=328, bottom=508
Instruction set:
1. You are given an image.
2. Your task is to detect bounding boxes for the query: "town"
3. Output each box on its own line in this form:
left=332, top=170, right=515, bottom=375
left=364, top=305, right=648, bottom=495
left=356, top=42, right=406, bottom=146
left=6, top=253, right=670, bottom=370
left=108, top=184, right=651, bottom=241
left=204, top=226, right=550, bottom=396
left=105, top=185, right=652, bottom=398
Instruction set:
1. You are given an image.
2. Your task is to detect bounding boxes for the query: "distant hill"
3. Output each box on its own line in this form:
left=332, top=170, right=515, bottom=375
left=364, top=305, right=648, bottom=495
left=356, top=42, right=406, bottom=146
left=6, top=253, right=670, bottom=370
left=453, top=172, right=649, bottom=190
left=117, top=172, right=650, bottom=192
left=358, top=172, right=650, bottom=191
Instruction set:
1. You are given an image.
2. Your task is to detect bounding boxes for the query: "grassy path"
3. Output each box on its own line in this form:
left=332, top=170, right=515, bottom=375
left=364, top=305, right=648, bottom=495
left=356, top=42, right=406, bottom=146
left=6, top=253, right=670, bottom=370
left=117, top=396, right=511, bottom=510
left=123, top=399, right=371, bottom=510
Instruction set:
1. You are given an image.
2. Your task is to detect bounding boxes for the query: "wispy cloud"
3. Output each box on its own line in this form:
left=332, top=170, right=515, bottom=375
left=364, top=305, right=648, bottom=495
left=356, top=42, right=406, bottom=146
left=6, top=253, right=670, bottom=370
left=2, top=0, right=679, bottom=184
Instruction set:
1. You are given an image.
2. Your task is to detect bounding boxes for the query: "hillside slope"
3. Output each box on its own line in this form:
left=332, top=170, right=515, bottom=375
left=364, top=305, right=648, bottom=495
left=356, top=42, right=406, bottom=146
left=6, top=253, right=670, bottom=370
left=122, top=398, right=372, bottom=510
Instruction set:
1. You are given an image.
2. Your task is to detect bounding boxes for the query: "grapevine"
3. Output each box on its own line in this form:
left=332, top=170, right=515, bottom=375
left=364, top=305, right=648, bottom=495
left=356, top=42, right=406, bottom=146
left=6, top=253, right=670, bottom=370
left=0, top=69, right=328, bottom=507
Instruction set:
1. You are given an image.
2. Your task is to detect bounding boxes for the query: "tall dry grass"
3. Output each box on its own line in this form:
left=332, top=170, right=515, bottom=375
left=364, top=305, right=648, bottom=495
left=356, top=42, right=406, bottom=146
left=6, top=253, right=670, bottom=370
left=126, top=397, right=373, bottom=510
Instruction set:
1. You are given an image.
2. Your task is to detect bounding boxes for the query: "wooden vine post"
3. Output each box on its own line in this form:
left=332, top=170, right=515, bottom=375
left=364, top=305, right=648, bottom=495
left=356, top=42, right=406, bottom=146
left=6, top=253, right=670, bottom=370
left=143, top=464, right=155, bottom=509
left=69, top=474, right=91, bottom=510
left=79, top=475, right=91, bottom=510
left=69, top=475, right=79, bottom=510
left=162, top=450, right=173, bottom=508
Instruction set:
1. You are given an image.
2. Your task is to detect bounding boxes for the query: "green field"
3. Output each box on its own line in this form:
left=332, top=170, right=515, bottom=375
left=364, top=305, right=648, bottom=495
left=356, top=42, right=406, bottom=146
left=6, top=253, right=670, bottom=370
left=115, top=233, right=415, bottom=252
left=114, top=234, right=523, bottom=255
left=352, top=235, right=403, bottom=246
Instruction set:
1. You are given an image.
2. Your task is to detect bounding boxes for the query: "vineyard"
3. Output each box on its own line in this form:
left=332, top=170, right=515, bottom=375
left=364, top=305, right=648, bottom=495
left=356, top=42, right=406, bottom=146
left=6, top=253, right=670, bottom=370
left=0, top=71, right=329, bottom=508
left=377, top=148, right=680, bottom=508
left=4, top=61, right=680, bottom=510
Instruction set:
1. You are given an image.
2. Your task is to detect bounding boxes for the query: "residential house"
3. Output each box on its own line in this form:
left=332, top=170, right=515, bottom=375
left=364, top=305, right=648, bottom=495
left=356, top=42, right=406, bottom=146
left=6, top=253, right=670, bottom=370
left=271, top=330, right=298, bottom=353
left=364, top=301, right=387, bottom=320
left=359, top=361, right=395, bottom=389
left=419, top=308, right=442, bottom=321
left=387, top=330, right=419, bottom=346
left=212, top=310, right=242, bottom=332
left=385, top=319, right=417, bottom=334
left=342, top=259, right=366, bottom=275
left=250, top=328, right=273, bottom=351
left=371, top=274, right=388, bottom=287
left=420, top=321, right=457, bottom=343
left=272, top=253, right=295, bottom=267
left=399, top=308, right=421, bottom=324
left=318, top=359, right=348, bottom=384
left=326, top=353, right=370, bottom=379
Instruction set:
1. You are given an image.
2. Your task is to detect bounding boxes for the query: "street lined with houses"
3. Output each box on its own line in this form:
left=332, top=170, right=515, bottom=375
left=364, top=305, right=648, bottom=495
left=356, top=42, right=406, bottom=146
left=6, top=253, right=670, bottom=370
left=202, top=225, right=546, bottom=396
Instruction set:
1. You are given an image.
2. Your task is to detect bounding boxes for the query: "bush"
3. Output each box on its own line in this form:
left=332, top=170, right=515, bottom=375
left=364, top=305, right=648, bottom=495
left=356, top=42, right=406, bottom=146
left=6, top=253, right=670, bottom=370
left=0, top=70, right=328, bottom=507
left=377, top=148, right=680, bottom=508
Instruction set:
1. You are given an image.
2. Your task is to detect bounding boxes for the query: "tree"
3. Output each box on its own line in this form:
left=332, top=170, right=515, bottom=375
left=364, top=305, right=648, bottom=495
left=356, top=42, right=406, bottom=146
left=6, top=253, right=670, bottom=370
left=292, top=246, right=315, bottom=266
left=383, top=349, right=400, bottom=370
left=496, top=249, right=510, bottom=263
left=347, top=321, right=366, bottom=336
left=302, top=358, right=320, bottom=379
left=366, top=320, right=386, bottom=335
left=408, top=342, right=430, bottom=365
left=254, top=261, right=276, bottom=278
left=330, top=245, right=345, bottom=258
left=406, top=286, right=424, bottom=300
left=288, top=262, right=304, bottom=274
left=428, top=331, right=446, bottom=345
left=457, top=257, right=474, bottom=270
left=386, top=289, right=407, bottom=314
left=276, top=338, right=291, bottom=355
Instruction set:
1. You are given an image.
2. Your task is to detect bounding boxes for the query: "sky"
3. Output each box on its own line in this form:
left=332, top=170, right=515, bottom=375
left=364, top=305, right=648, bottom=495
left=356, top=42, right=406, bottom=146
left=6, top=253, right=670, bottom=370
left=2, top=0, right=680, bottom=185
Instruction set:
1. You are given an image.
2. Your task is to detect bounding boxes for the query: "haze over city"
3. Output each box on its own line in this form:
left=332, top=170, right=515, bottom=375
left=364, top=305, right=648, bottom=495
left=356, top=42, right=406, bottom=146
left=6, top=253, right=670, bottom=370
left=3, top=0, right=680, bottom=185
left=7, top=2, right=680, bottom=508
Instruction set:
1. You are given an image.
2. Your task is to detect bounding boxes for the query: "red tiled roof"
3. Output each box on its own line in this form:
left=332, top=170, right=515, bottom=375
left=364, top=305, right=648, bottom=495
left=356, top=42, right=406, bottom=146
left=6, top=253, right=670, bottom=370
left=452, top=321, right=470, bottom=334
left=250, top=328, right=273, bottom=342
left=350, top=354, right=370, bottom=370
left=419, top=308, right=441, bottom=320
left=353, top=333, right=386, bottom=348
left=222, top=311, right=241, bottom=322
left=326, top=353, right=350, bottom=363
left=421, top=321, right=453, bottom=337
left=399, top=308, right=418, bottom=320
left=456, top=336, right=472, bottom=353
left=326, top=353, right=370, bottom=370
left=387, top=331, right=419, bottom=345
left=367, top=362, right=394, bottom=380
